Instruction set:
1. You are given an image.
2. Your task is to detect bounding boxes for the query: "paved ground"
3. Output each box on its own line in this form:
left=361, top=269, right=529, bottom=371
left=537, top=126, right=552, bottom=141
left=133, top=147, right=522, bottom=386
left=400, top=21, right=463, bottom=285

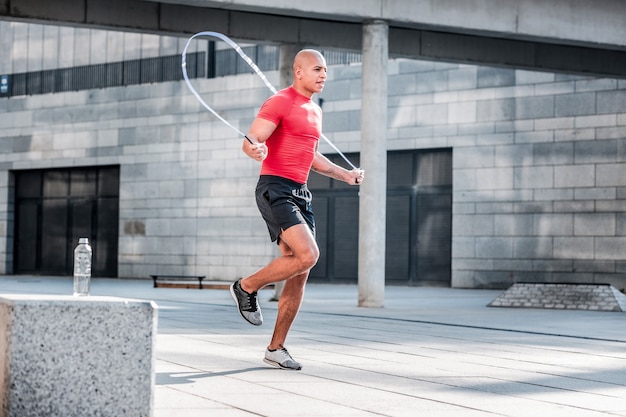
left=0, top=276, right=624, bottom=416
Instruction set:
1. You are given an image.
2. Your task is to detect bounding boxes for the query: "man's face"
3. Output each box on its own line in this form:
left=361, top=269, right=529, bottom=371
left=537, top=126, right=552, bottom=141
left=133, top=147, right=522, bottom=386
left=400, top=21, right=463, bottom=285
left=298, top=53, right=327, bottom=95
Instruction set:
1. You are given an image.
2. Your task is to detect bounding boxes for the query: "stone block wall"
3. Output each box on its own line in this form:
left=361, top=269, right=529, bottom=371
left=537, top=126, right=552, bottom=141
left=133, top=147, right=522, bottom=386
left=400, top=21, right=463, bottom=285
left=1, top=22, right=626, bottom=289
left=324, top=59, right=626, bottom=289
left=0, top=52, right=278, bottom=279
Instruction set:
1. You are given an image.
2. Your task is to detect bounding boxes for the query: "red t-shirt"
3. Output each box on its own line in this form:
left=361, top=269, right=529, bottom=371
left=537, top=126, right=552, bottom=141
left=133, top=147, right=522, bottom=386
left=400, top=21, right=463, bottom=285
left=257, top=86, right=321, bottom=184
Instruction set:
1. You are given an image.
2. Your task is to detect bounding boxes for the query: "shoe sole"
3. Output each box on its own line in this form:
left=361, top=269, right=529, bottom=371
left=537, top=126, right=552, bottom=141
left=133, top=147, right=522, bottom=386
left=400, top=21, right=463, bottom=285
left=230, top=283, right=262, bottom=326
left=263, top=358, right=302, bottom=371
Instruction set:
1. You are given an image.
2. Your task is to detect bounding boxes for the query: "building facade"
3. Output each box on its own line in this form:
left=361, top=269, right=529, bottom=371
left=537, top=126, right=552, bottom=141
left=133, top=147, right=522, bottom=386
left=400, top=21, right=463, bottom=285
left=1, top=21, right=626, bottom=289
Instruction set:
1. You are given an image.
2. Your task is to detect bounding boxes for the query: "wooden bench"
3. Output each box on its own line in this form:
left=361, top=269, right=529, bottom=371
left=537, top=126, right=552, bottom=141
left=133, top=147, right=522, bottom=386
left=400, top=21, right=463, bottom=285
left=151, top=275, right=205, bottom=289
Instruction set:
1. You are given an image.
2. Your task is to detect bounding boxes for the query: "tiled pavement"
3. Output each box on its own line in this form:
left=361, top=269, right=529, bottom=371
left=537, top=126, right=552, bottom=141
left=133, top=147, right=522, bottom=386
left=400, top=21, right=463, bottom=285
left=0, top=276, right=624, bottom=416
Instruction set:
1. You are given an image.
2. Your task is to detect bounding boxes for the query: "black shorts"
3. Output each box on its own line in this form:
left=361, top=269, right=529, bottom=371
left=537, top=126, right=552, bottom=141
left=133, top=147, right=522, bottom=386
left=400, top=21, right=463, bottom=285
left=255, top=175, right=315, bottom=243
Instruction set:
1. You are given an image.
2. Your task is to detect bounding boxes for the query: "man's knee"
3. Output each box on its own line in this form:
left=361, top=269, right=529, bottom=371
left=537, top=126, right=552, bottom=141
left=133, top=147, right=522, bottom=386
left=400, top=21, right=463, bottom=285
left=301, top=246, right=319, bottom=270
left=281, top=226, right=319, bottom=270
left=281, top=245, right=318, bottom=270
left=292, top=244, right=318, bottom=271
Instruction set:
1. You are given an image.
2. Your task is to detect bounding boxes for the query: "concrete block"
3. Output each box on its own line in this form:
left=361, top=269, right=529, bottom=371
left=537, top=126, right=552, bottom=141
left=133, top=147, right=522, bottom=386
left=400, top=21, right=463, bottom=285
left=476, top=98, right=514, bottom=122
left=452, top=237, right=475, bottom=258
left=515, top=69, right=555, bottom=85
left=597, top=126, right=626, bottom=140
left=475, top=237, right=512, bottom=258
left=575, top=114, right=616, bottom=129
left=389, top=73, right=417, bottom=95
left=554, top=164, right=595, bottom=187
left=553, top=237, right=595, bottom=259
left=534, top=116, right=574, bottom=131
left=573, top=260, right=616, bottom=273
left=555, top=92, right=596, bottom=117
left=597, top=90, right=626, bottom=114
left=512, top=201, right=551, bottom=213
left=495, top=144, right=533, bottom=167
left=514, top=130, right=554, bottom=144
left=476, top=202, right=513, bottom=214
left=533, top=213, right=573, bottom=236
left=448, top=102, right=476, bottom=124
left=597, top=200, right=626, bottom=212
left=496, top=120, right=534, bottom=133
left=555, top=128, right=596, bottom=142
left=458, top=122, right=495, bottom=135
left=0, top=295, right=157, bottom=417
left=532, top=259, right=573, bottom=272
left=574, top=188, right=616, bottom=201
left=473, top=167, right=513, bottom=190
left=513, top=237, right=553, bottom=258
left=554, top=200, right=596, bottom=212
left=596, top=237, right=626, bottom=259
left=454, top=146, right=494, bottom=169
left=477, top=67, right=515, bottom=88
left=574, top=213, right=615, bottom=236
left=515, top=96, right=554, bottom=119
left=576, top=78, right=617, bottom=93
left=494, top=213, right=533, bottom=236
left=533, top=142, right=574, bottom=165
left=416, top=103, right=448, bottom=125
left=596, top=163, right=626, bottom=187
left=477, top=132, right=514, bottom=146
left=493, top=259, right=533, bottom=271
left=448, top=66, right=478, bottom=90
left=533, top=188, right=574, bottom=201
left=514, top=166, right=553, bottom=189
left=415, top=71, right=448, bottom=93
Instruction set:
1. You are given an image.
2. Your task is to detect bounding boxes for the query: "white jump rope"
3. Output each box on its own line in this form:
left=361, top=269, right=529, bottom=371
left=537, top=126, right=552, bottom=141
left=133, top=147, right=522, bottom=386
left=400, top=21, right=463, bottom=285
left=181, top=31, right=358, bottom=171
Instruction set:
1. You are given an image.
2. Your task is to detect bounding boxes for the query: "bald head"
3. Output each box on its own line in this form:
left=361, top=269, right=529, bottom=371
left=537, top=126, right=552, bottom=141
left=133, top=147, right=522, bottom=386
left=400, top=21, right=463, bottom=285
left=293, top=49, right=325, bottom=70
left=291, top=49, right=327, bottom=97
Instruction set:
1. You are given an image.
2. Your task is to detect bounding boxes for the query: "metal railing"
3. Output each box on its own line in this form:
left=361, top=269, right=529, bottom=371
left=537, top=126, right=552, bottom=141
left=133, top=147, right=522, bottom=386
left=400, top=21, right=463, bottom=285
left=0, top=45, right=361, bottom=98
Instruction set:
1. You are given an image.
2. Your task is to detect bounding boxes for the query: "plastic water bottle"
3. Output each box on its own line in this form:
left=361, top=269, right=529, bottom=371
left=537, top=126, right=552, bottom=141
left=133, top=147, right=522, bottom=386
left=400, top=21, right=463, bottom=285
left=73, top=237, right=92, bottom=296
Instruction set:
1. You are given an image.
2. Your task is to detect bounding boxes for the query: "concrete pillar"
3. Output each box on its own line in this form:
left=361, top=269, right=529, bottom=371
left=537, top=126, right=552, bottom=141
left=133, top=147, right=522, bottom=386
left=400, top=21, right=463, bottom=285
left=279, top=43, right=300, bottom=89
left=272, top=42, right=301, bottom=302
left=358, top=20, right=388, bottom=308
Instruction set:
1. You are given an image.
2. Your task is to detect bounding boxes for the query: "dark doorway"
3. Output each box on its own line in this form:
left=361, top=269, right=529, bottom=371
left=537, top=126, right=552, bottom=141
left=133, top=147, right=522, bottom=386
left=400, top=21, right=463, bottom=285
left=13, top=166, right=120, bottom=277
left=309, top=149, right=452, bottom=286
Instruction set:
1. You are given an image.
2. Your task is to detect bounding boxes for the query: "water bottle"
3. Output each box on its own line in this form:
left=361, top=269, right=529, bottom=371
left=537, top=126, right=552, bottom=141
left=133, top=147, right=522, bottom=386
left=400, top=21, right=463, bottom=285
left=73, top=237, right=92, bottom=296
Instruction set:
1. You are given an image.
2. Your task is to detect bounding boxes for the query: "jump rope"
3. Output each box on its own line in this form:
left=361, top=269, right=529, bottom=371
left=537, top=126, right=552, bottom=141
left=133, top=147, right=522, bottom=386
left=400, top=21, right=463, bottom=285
left=181, top=31, right=359, bottom=171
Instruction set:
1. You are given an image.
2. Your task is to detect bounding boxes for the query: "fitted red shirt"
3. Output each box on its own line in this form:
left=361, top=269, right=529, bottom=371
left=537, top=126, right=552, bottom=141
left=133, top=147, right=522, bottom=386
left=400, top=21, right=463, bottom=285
left=258, top=86, right=321, bottom=184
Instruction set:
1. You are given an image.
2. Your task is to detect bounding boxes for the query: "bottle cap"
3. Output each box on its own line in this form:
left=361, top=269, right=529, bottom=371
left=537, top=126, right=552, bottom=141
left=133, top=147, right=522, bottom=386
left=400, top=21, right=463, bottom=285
left=78, top=237, right=89, bottom=244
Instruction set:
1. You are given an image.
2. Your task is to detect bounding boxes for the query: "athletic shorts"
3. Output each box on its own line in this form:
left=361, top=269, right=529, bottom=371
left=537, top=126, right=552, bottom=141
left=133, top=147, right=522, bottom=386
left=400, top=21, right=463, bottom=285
left=255, top=175, right=315, bottom=243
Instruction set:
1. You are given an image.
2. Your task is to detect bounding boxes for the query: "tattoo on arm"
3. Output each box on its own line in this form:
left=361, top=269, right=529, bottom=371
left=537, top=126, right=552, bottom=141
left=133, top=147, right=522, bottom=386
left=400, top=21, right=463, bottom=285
left=312, top=165, right=345, bottom=181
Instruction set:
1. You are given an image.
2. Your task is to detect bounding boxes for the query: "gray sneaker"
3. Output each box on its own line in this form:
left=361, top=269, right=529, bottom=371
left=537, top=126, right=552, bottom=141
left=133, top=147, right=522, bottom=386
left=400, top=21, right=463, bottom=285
left=264, top=346, right=302, bottom=370
left=230, top=279, right=263, bottom=326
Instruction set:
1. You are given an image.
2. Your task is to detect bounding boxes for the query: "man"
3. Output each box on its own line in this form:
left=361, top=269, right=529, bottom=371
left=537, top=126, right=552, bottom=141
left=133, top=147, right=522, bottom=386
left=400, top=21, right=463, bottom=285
left=230, top=49, right=364, bottom=370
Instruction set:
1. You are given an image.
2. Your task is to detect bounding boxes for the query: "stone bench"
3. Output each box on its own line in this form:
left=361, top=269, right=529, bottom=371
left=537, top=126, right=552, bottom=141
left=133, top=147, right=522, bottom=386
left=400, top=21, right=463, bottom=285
left=0, top=294, right=157, bottom=417
left=488, top=282, right=626, bottom=312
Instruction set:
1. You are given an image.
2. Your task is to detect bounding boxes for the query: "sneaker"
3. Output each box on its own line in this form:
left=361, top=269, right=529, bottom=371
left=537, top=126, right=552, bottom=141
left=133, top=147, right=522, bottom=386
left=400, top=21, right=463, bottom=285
left=230, top=279, right=263, bottom=326
left=264, top=346, right=302, bottom=370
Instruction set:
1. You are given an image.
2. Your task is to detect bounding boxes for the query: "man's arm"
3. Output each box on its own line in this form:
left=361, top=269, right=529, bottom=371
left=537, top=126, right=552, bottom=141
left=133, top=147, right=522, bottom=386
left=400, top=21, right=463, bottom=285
left=311, top=151, right=364, bottom=185
left=242, top=118, right=276, bottom=161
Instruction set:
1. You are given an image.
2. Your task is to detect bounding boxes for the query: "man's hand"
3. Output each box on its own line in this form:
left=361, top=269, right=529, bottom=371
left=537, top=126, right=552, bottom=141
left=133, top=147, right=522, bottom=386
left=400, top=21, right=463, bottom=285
left=242, top=139, right=268, bottom=162
left=349, top=169, right=364, bottom=185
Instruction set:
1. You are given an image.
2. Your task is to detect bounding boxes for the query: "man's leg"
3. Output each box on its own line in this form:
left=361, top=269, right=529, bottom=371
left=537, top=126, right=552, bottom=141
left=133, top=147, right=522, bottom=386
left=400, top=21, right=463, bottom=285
left=240, top=223, right=319, bottom=293
left=268, top=270, right=308, bottom=350
left=262, top=235, right=311, bottom=370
